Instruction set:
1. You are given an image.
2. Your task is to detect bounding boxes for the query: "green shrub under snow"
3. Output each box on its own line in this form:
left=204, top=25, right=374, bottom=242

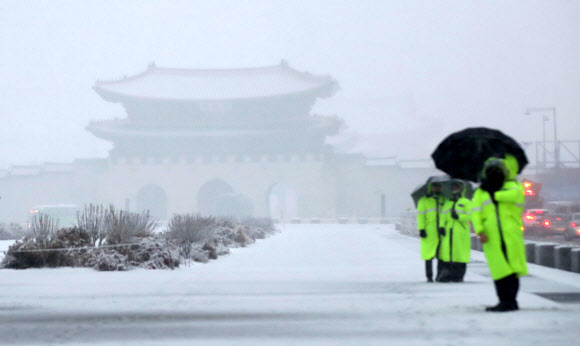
left=1, top=205, right=276, bottom=271
left=164, top=215, right=276, bottom=264
left=2, top=226, right=93, bottom=269
left=75, top=204, right=157, bottom=246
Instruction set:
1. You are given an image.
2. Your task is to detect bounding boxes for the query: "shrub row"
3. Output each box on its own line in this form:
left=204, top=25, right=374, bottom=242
left=1, top=205, right=276, bottom=271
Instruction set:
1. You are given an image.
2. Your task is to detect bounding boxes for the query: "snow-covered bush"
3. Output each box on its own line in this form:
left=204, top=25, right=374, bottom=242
left=2, top=226, right=92, bottom=269
left=1, top=211, right=276, bottom=271
left=163, top=215, right=277, bottom=263
left=77, top=204, right=108, bottom=246
left=240, top=217, right=275, bottom=240
left=233, top=226, right=253, bottom=247
left=93, top=250, right=129, bottom=271
left=125, top=234, right=180, bottom=270
left=27, top=213, right=58, bottom=248
left=165, top=214, right=217, bottom=259
left=104, top=205, right=156, bottom=245
left=188, top=243, right=210, bottom=263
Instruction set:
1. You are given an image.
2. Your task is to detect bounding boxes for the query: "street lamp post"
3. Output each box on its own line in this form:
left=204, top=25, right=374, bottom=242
left=525, top=107, right=558, bottom=169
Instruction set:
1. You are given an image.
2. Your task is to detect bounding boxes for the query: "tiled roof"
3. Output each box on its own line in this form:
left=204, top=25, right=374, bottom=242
left=94, top=61, right=338, bottom=102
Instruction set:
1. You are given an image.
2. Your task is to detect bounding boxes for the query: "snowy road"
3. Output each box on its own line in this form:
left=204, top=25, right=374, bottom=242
left=1, top=224, right=579, bottom=345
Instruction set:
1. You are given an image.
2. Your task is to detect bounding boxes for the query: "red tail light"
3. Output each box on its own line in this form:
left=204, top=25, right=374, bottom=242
left=556, top=218, right=562, bottom=220
left=543, top=220, right=551, bottom=227
left=525, top=215, right=535, bottom=220
left=572, top=222, right=577, bottom=227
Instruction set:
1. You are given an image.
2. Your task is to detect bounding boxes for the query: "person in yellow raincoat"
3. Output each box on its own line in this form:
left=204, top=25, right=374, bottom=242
left=416, top=182, right=447, bottom=282
left=438, top=180, right=472, bottom=282
left=471, top=154, right=527, bottom=312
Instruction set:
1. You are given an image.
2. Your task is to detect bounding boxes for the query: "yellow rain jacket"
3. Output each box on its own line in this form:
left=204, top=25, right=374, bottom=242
left=439, top=187, right=472, bottom=263
left=416, top=184, right=447, bottom=260
left=471, top=155, right=528, bottom=280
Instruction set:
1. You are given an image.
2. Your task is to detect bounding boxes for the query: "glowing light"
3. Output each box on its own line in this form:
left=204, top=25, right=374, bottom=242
left=543, top=220, right=551, bottom=227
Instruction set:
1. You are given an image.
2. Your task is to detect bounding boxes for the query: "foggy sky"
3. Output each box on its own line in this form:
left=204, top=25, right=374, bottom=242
left=1, top=0, right=579, bottom=169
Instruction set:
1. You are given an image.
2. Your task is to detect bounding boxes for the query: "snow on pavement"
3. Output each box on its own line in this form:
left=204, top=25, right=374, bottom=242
left=0, top=224, right=579, bottom=345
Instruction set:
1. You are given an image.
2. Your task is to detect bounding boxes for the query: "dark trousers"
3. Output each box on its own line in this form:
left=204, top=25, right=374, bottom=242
left=493, top=274, right=520, bottom=306
left=425, top=259, right=442, bottom=280
left=425, top=259, right=433, bottom=279
left=436, top=261, right=466, bottom=282
left=455, top=263, right=467, bottom=280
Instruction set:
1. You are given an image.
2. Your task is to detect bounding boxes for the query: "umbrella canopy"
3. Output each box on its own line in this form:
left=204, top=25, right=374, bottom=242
left=411, top=175, right=451, bottom=207
left=431, top=127, right=528, bottom=182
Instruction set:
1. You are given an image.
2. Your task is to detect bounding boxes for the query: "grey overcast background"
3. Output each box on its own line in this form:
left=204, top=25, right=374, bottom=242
left=1, top=0, right=579, bottom=169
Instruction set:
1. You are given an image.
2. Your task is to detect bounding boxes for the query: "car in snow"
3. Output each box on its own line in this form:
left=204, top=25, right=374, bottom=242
left=522, top=209, right=550, bottom=234
left=564, top=213, right=580, bottom=240
left=543, top=213, right=569, bottom=236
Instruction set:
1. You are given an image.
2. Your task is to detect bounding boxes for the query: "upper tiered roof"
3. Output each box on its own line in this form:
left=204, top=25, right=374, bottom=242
left=94, top=60, right=338, bottom=102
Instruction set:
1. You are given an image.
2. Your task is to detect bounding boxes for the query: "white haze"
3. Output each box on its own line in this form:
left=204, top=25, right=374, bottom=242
left=1, top=0, right=579, bottom=168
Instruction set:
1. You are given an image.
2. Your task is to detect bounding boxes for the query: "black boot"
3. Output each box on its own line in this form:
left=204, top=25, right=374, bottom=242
left=505, top=274, right=520, bottom=310
left=436, top=261, right=451, bottom=282
left=486, top=274, right=519, bottom=312
left=435, top=259, right=443, bottom=281
left=425, top=259, right=433, bottom=282
left=450, top=263, right=466, bottom=282
left=485, top=302, right=518, bottom=312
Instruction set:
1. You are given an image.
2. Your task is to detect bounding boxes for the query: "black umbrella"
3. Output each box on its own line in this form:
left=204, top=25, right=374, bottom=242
left=431, top=127, right=528, bottom=182
left=411, top=175, right=451, bottom=207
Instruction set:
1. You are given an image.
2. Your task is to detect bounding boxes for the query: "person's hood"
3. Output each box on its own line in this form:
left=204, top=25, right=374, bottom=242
left=426, top=175, right=448, bottom=196
left=503, top=154, right=519, bottom=180
left=481, top=157, right=509, bottom=182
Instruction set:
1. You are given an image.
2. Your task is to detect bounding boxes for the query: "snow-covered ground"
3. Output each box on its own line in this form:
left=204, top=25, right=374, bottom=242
left=0, top=224, right=579, bottom=345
